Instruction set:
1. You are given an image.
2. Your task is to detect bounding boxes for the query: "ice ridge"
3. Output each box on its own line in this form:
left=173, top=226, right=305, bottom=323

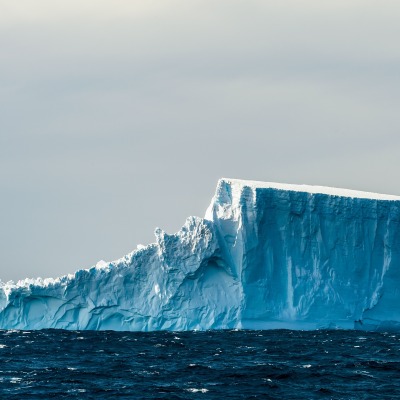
left=1, top=178, right=400, bottom=332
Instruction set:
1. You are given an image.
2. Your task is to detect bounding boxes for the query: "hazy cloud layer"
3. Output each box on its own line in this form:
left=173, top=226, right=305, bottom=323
left=1, top=0, right=400, bottom=281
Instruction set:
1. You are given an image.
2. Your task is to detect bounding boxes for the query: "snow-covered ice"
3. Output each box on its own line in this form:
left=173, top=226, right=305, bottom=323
left=1, top=178, right=400, bottom=331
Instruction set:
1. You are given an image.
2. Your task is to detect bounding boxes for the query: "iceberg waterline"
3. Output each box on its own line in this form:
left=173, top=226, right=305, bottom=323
left=1, top=178, right=400, bottom=331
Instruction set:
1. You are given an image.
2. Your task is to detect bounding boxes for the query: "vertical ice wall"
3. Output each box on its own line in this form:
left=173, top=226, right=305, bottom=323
left=205, top=179, right=400, bottom=330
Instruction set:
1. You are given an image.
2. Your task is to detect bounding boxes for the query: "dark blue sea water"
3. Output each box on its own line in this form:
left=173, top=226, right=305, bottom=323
left=0, top=329, right=399, bottom=399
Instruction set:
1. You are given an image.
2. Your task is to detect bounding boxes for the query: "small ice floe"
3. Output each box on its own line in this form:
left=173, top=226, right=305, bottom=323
left=302, top=364, right=312, bottom=368
left=186, top=388, right=209, bottom=393
left=0, top=344, right=8, bottom=349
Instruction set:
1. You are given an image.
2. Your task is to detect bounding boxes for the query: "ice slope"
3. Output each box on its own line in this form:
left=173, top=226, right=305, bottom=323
left=1, top=178, right=400, bottom=331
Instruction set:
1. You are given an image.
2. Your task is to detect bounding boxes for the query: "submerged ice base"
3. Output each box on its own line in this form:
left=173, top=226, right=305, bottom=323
left=1, top=178, right=400, bottom=331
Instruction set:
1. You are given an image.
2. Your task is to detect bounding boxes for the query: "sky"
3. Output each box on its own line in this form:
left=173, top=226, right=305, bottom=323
left=1, top=0, right=400, bottom=282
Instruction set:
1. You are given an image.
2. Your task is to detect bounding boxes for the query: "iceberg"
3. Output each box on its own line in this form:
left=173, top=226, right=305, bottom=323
left=1, top=178, right=400, bottom=331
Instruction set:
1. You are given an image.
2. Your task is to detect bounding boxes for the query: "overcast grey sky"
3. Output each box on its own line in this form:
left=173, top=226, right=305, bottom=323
left=1, top=0, right=400, bottom=282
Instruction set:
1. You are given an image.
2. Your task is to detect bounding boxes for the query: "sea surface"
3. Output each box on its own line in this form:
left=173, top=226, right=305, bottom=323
left=0, top=329, right=399, bottom=399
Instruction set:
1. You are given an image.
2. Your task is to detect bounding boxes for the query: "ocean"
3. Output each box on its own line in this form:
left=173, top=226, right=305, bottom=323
left=0, top=329, right=399, bottom=399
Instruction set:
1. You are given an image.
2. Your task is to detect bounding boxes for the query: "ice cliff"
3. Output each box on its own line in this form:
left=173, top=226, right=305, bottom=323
left=1, top=178, right=400, bottom=331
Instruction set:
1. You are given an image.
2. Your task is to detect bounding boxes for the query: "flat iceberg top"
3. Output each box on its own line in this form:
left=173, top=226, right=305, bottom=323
left=220, top=178, right=400, bottom=201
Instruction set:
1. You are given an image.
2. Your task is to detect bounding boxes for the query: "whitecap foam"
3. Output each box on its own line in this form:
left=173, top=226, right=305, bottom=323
left=186, top=388, right=209, bottom=393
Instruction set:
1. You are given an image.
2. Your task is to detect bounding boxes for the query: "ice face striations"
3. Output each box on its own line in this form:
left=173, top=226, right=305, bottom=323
left=1, top=178, right=400, bottom=332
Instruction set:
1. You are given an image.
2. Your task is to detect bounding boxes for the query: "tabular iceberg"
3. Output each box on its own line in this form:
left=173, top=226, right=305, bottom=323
left=1, top=178, right=400, bottom=331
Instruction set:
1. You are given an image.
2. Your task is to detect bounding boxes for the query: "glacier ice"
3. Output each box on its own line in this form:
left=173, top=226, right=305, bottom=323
left=1, top=178, right=400, bottom=332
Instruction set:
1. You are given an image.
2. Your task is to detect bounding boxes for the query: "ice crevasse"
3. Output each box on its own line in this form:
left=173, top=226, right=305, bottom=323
left=1, top=178, right=400, bottom=331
